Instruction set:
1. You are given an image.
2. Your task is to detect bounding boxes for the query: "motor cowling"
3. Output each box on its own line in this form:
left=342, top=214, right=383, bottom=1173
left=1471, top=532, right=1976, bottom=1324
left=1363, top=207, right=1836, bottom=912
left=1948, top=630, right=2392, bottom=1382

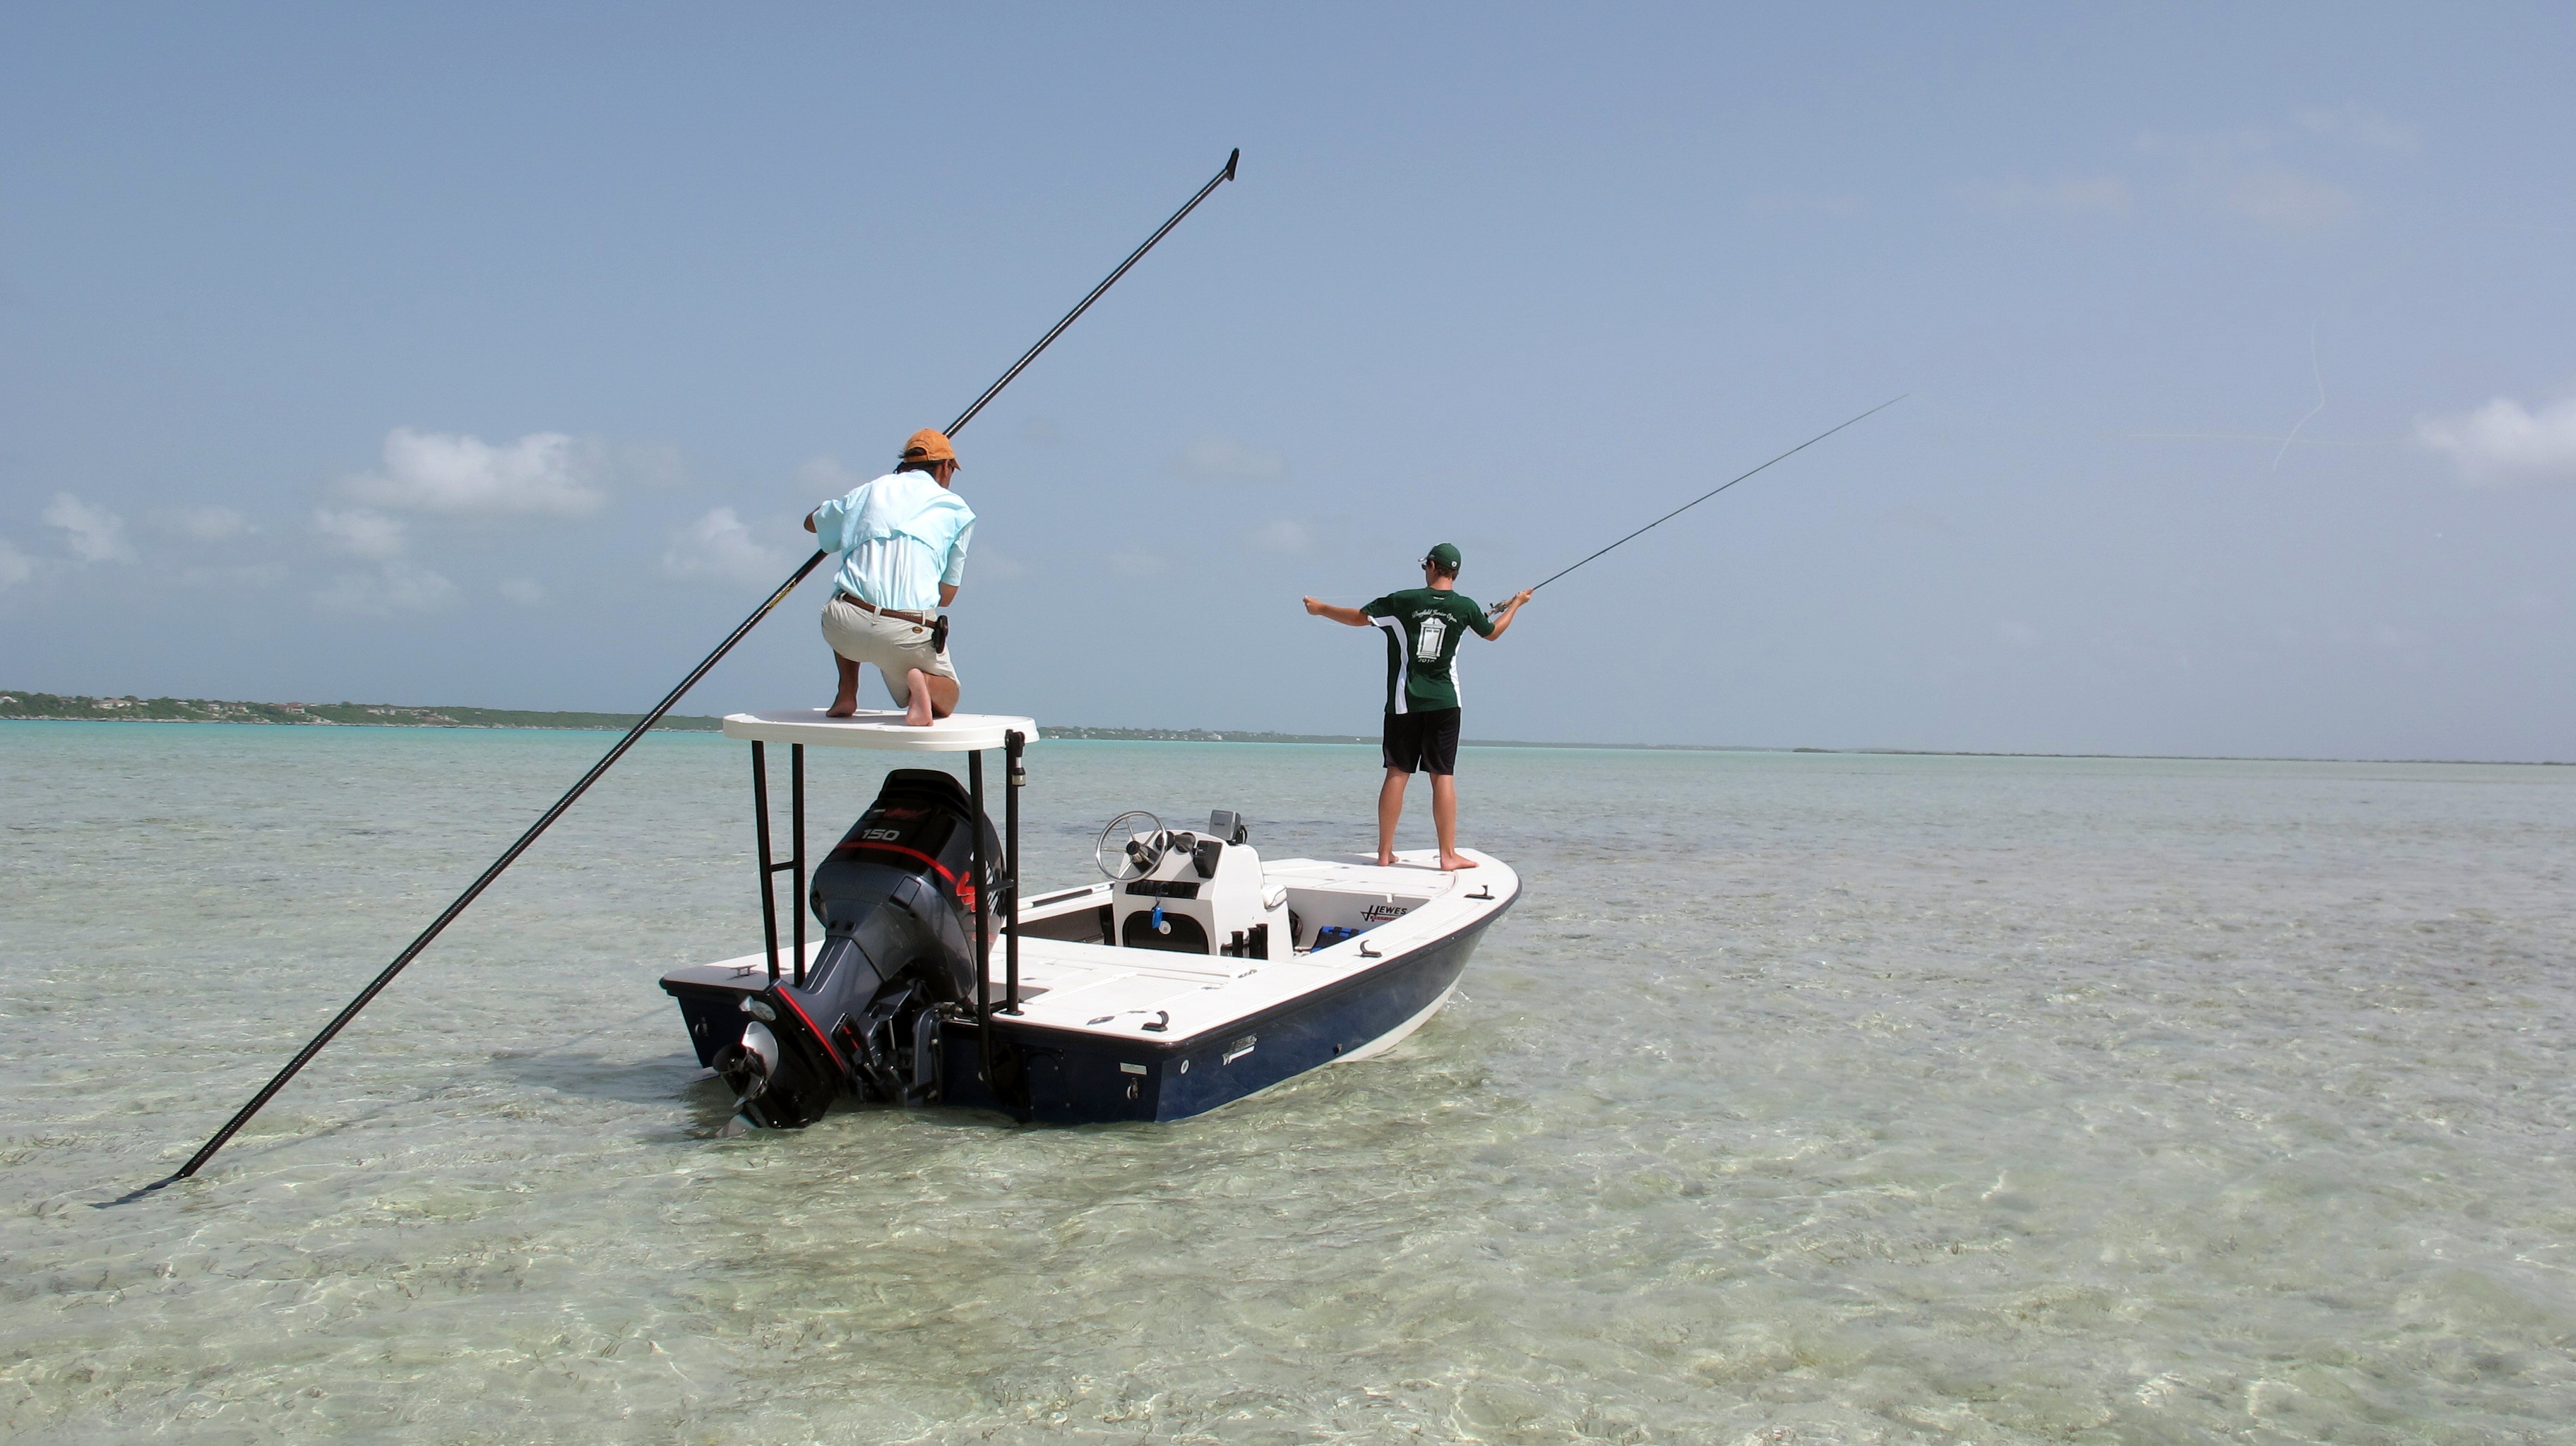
left=715, top=768, right=1004, bottom=1128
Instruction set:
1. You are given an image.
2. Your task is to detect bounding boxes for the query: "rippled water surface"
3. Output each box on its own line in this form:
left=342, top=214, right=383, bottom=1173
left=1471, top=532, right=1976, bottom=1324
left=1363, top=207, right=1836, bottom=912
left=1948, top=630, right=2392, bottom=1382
left=5, top=722, right=2575, bottom=1443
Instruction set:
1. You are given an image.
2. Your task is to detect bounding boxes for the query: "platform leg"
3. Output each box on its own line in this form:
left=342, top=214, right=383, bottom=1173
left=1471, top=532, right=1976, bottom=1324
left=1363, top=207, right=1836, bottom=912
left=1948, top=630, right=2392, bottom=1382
left=751, top=741, right=779, bottom=984
left=970, top=749, right=991, bottom=1085
left=1003, top=730, right=1024, bottom=1014
left=791, top=743, right=806, bottom=987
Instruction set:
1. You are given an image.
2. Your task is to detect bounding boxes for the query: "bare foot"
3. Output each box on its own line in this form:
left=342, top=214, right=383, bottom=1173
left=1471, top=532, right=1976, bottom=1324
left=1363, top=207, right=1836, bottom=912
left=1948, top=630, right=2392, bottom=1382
left=1438, top=853, right=1479, bottom=871
left=1376, top=850, right=1397, bottom=866
left=903, top=669, right=934, bottom=727
left=825, top=693, right=859, bottom=718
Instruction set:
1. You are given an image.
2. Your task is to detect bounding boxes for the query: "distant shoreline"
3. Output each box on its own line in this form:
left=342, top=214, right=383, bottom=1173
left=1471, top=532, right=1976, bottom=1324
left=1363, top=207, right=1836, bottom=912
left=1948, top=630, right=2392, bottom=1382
left=4, top=690, right=2564, bottom=767
left=0, top=691, right=725, bottom=734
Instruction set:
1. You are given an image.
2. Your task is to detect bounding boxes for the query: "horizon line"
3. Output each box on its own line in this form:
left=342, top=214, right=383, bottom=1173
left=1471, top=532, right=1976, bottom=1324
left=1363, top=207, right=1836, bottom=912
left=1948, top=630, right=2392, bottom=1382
left=4, top=690, right=2568, bottom=769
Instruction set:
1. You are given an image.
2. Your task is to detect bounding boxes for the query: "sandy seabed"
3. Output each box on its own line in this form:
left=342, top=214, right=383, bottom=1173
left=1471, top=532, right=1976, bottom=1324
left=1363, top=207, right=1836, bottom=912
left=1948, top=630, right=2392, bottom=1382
left=6, top=723, right=2573, bottom=1443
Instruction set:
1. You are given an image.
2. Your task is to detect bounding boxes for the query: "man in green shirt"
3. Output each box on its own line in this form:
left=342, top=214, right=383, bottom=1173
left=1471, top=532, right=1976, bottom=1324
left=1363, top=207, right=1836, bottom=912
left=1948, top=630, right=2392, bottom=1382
left=1304, top=543, right=1532, bottom=869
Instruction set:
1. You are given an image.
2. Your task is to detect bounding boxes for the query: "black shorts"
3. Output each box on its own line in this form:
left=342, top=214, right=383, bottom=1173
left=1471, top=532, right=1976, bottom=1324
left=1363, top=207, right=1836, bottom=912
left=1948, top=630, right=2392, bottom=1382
left=1382, top=707, right=1461, bottom=775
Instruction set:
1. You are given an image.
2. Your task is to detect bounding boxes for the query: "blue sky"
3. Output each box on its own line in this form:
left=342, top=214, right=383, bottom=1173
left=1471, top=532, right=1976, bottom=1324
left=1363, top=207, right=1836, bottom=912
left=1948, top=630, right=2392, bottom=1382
left=5, top=4, right=2572, bottom=759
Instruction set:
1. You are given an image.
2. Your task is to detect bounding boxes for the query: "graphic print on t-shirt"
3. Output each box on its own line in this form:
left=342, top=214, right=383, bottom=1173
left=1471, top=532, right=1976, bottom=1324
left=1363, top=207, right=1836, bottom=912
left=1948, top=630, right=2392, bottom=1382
left=1362, top=587, right=1494, bottom=714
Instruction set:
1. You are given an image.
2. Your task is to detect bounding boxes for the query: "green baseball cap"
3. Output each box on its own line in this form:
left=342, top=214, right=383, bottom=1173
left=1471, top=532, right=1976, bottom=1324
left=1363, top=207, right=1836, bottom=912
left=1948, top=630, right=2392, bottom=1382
left=1425, top=542, right=1462, bottom=571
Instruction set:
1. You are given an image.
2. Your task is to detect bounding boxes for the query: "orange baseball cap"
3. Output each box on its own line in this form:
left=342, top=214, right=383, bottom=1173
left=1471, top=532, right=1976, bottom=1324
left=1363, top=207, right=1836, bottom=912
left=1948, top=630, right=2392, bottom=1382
left=899, top=429, right=958, bottom=466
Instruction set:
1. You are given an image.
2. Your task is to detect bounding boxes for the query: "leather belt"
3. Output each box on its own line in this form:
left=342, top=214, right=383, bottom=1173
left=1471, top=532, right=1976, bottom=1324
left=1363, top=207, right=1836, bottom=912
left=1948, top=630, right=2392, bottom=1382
left=835, top=591, right=931, bottom=626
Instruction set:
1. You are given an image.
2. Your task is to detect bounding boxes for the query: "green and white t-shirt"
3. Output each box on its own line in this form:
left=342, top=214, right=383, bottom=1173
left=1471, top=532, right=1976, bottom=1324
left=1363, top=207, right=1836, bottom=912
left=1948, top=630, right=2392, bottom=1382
left=1363, top=587, right=1495, bottom=714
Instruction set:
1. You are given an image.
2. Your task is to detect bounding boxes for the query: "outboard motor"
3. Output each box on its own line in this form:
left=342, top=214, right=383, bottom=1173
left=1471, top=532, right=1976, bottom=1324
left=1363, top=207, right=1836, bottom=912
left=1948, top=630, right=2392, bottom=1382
left=715, top=768, right=1003, bottom=1128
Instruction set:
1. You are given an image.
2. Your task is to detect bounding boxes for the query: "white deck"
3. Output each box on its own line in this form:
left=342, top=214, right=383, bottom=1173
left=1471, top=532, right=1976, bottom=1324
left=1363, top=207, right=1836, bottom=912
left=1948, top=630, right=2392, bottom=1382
left=688, top=849, right=1517, bottom=1048
left=722, top=709, right=1037, bottom=753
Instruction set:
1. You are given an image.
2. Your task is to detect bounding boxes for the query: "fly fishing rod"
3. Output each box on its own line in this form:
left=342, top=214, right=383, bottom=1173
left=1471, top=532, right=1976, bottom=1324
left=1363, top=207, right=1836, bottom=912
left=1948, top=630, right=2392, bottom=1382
left=1491, top=394, right=1906, bottom=611
left=147, top=148, right=1241, bottom=1193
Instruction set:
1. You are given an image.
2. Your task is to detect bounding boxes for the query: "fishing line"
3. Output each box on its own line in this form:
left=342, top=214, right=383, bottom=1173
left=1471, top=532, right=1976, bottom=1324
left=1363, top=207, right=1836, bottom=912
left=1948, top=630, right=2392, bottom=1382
left=2272, top=323, right=2325, bottom=472
left=138, top=148, right=1242, bottom=1196
left=1494, top=395, right=1906, bottom=611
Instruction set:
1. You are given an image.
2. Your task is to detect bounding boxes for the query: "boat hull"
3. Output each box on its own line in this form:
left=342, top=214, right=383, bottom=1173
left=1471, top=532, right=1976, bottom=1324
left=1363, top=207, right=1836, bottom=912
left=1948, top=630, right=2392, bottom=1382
left=948, top=897, right=1505, bottom=1123
left=664, top=846, right=1518, bottom=1128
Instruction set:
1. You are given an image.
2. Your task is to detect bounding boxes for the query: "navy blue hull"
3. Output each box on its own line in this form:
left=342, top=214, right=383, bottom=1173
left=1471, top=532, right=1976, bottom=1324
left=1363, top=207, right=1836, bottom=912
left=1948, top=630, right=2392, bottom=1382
left=668, top=982, right=756, bottom=1070
left=947, top=902, right=1508, bottom=1123
left=664, top=896, right=1513, bottom=1125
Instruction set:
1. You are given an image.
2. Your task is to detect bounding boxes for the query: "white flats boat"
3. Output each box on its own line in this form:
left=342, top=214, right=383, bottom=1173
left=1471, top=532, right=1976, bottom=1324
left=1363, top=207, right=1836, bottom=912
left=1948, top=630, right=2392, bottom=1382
left=659, top=710, right=1519, bottom=1126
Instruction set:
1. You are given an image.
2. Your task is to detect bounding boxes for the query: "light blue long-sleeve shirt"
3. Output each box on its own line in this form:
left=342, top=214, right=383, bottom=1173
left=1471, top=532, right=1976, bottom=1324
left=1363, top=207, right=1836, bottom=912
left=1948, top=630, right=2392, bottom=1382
left=810, top=472, right=975, bottom=612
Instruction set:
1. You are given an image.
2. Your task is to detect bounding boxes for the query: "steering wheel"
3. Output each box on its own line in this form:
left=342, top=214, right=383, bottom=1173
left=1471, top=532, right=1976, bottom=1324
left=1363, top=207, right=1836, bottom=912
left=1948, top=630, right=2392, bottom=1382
left=1094, top=811, right=1167, bottom=883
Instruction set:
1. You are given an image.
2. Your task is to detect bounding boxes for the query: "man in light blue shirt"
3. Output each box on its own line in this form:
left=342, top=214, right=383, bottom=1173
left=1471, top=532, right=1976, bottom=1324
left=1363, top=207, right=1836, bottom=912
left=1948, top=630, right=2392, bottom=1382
left=804, top=428, right=977, bottom=725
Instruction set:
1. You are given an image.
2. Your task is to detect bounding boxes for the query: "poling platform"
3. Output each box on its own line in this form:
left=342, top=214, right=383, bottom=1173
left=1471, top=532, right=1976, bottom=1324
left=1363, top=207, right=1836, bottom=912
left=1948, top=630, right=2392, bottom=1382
left=723, top=708, right=1038, bottom=753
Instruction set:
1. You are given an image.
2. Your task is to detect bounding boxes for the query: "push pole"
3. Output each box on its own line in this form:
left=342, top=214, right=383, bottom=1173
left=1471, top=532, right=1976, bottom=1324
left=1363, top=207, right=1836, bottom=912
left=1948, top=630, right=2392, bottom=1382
left=943, top=150, right=1239, bottom=439
left=147, top=149, right=1242, bottom=1192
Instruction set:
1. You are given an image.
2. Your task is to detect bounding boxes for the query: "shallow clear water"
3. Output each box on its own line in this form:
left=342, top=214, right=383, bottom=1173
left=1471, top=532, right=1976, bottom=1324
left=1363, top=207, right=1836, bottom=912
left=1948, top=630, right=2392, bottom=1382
left=4, top=722, right=2575, bottom=1443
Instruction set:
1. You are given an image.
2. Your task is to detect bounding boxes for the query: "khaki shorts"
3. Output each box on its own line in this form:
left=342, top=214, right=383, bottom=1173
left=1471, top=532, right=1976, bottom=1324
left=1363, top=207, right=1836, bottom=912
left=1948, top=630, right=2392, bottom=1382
left=820, top=595, right=958, bottom=707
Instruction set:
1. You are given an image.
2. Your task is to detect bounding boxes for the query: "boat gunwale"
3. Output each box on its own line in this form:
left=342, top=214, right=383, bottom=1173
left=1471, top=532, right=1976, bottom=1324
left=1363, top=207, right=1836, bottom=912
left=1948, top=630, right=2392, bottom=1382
left=974, top=871, right=1519, bottom=1058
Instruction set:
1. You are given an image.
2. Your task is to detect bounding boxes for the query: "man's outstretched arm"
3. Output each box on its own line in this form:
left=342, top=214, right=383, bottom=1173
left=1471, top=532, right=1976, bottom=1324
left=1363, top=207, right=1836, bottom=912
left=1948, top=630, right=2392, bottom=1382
left=1304, top=597, right=1377, bottom=627
left=1482, top=588, right=1535, bottom=640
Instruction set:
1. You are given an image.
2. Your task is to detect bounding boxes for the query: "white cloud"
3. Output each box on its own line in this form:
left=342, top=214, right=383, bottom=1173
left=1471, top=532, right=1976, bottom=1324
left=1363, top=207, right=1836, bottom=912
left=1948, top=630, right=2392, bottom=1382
left=345, top=428, right=607, bottom=516
left=968, top=545, right=1027, bottom=582
left=795, top=455, right=867, bottom=496
left=2132, top=124, right=2364, bottom=233
left=314, top=560, right=456, bottom=616
left=662, top=507, right=788, bottom=587
left=312, top=508, right=408, bottom=560
left=2295, top=104, right=2420, bottom=156
left=2416, top=393, right=2576, bottom=486
left=379, top=561, right=456, bottom=611
left=1959, top=177, right=2131, bottom=217
left=175, top=563, right=288, bottom=590
left=1170, top=434, right=1289, bottom=484
left=615, top=442, right=689, bottom=491
left=1244, top=519, right=1314, bottom=554
left=1109, top=549, right=1164, bottom=578
left=155, top=505, right=251, bottom=540
left=42, top=493, right=136, bottom=563
left=2226, top=172, right=2355, bottom=232
left=498, top=578, right=549, bottom=607
left=2137, top=126, right=2270, bottom=167
left=0, top=536, right=32, bottom=588
left=1748, top=192, right=1868, bottom=219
